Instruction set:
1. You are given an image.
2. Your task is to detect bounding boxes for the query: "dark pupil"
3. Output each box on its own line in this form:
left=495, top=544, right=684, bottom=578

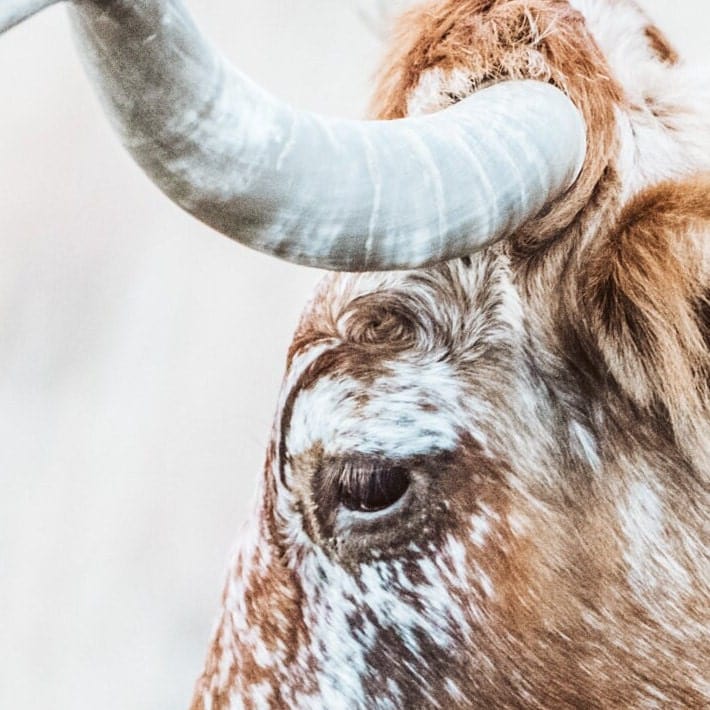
left=338, top=465, right=410, bottom=513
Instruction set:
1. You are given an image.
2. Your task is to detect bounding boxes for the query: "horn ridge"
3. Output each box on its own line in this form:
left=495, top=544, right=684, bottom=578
left=7, top=0, right=587, bottom=271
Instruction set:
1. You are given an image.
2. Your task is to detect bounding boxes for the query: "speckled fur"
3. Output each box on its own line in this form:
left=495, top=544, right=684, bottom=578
left=192, top=2, right=710, bottom=707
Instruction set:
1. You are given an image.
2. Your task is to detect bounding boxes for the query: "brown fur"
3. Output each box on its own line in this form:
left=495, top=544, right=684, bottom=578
left=644, top=24, right=679, bottom=65
left=371, top=0, right=710, bottom=457
left=193, top=2, right=710, bottom=707
left=370, top=0, right=623, bottom=250
left=578, top=175, right=710, bottom=445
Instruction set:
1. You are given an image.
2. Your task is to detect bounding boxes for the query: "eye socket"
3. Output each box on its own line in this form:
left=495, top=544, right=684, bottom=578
left=337, top=461, right=411, bottom=513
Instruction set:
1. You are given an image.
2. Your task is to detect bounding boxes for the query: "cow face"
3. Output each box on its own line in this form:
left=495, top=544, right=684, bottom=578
left=193, top=4, right=709, bottom=709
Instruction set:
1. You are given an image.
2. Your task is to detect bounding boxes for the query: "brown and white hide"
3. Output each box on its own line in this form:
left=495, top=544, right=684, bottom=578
left=192, top=1, right=710, bottom=707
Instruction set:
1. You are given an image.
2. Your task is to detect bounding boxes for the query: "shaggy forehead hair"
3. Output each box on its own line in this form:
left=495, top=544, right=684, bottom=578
left=192, top=1, right=710, bottom=708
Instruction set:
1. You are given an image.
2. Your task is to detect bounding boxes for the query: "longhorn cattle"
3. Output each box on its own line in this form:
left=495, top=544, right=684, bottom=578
left=3, top=0, right=709, bottom=707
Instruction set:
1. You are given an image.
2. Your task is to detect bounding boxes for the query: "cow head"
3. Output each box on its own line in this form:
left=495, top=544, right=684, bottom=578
left=193, top=2, right=710, bottom=707
left=3, top=0, right=708, bottom=707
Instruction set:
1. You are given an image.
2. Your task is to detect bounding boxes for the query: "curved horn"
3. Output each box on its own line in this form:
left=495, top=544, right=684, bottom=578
left=1, top=0, right=60, bottom=32
left=5, top=0, right=586, bottom=271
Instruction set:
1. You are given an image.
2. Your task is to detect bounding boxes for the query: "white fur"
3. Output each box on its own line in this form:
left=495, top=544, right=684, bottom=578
left=619, top=479, right=692, bottom=598
left=570, top=0, right=710, bottom=200
left=286, top=361, right=472, bottom=460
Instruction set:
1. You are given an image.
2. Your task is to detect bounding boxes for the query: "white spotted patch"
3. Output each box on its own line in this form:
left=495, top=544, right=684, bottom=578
left=286, top=360, right=475, bottom=460
left=619, top=480, right=692, bottom=599
left=569, top=420, right=601, bottom=471
left=469, top=511, right=492, bottom=548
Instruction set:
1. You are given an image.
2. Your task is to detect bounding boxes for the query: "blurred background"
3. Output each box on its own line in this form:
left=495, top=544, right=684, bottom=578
left=0, top=1, right=706, bottom=708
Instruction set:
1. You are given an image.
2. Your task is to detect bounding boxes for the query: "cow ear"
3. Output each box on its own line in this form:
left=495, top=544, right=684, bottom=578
left=575, top=175, right=710, bottom=453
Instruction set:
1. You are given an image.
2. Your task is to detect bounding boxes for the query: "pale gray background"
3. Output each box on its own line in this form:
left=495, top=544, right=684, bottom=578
left=0, top=2, right=706, bottom=708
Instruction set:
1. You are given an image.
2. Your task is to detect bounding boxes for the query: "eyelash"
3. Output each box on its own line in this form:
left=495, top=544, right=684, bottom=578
left=335, top=460, right=411, bottom=513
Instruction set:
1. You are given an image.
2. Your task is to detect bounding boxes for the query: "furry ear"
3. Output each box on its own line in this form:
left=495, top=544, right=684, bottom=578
left=576, top=174, right=710, bottom=456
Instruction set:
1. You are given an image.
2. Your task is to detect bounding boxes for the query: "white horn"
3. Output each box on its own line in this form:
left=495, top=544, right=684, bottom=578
left=0, top=0, right=60, bottom=33
left=6, top=0, right=587, bottom=271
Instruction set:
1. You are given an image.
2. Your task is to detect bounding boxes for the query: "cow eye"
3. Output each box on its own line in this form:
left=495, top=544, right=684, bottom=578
left=337, top=461, right=411, bottom=513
